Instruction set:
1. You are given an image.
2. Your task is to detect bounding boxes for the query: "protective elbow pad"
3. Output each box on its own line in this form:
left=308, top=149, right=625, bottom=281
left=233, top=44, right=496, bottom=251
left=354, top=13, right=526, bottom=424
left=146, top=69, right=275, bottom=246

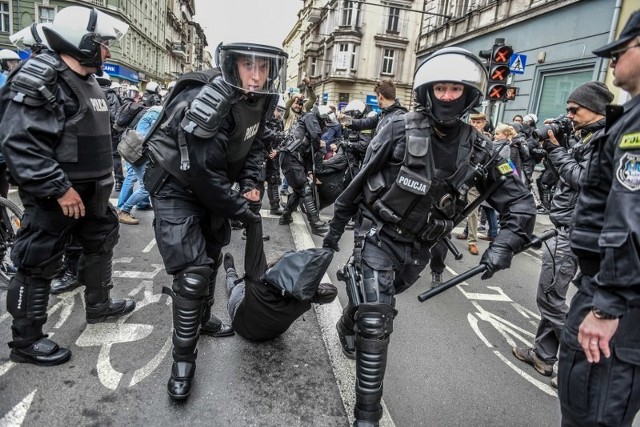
left=180, top=77, right=237, bottom=138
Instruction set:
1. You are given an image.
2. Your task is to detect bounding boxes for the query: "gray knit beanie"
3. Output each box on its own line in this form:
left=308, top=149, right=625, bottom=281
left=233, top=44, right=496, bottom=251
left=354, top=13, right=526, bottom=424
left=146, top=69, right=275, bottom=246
left=566, top=81, right=613, bottom=116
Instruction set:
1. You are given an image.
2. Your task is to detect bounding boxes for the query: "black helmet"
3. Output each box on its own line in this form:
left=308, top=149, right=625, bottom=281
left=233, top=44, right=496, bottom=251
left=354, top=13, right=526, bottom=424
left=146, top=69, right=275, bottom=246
left=42, top=6, right=128, bottom=72
left=413, top=47, right=488, bottom=124
left=215, top=42, right=288, bottom=94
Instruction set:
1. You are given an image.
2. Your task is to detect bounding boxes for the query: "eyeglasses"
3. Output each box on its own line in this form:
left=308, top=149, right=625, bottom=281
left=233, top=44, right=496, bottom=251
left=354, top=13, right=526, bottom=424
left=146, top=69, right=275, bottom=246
left=93, top=37, right=110, bottom=49
left=565, top=106, right=581, bottom=115
left=610, top=43, right=640, bottom=63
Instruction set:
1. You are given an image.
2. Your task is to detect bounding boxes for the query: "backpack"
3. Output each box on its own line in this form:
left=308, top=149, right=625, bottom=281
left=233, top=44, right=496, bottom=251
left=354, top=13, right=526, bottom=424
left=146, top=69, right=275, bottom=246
left=113, top=100, right=148, bottom=133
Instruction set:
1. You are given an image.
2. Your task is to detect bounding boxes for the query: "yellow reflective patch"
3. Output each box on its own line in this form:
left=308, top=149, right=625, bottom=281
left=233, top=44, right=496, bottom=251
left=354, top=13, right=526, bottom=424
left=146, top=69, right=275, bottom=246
left=497, top=163, right=513, bottom=175
left=620, top=132, right=640, bottom=150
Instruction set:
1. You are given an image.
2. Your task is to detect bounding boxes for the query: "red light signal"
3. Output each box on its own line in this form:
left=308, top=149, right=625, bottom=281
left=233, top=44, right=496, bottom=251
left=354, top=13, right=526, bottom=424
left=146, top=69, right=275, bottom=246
left=486, top=43, right=513, bottom=101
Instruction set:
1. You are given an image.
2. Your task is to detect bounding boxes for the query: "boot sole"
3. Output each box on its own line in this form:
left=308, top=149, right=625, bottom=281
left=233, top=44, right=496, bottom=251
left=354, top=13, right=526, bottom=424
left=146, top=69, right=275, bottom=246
left=168, top=390, right=191, bottom=401
left=10, top=350, right=71, bottom=366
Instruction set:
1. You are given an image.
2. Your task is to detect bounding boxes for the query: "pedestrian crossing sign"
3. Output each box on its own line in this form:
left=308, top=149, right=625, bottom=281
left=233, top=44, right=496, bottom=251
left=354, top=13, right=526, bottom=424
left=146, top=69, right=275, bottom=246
left=509, top=54, right=527, bottom=75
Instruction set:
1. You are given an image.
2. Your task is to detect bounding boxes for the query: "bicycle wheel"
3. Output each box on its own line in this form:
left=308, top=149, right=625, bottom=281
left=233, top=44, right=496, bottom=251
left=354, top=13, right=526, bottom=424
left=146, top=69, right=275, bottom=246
left=0, top=196, right=23, bottom=287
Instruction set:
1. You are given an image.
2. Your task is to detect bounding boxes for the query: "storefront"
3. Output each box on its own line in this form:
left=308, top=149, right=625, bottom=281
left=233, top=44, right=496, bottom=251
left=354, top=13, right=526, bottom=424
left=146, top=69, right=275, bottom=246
left=102, top=62, right=139, bottom=85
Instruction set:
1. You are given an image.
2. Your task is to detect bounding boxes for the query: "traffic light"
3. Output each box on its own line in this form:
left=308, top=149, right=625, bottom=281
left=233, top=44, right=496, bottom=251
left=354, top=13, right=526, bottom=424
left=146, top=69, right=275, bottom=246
left=486, top=43, right=513, bottom=101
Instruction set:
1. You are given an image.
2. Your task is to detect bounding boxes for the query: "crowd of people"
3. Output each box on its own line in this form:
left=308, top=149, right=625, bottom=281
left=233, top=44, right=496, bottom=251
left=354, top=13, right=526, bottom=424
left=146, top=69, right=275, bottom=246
left=0, top=4, right=639, bottom=426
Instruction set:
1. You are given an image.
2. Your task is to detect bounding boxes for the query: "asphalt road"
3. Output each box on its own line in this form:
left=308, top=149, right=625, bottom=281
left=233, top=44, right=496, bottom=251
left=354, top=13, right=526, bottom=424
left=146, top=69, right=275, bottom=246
left=0, top=189, right=638, bottom=427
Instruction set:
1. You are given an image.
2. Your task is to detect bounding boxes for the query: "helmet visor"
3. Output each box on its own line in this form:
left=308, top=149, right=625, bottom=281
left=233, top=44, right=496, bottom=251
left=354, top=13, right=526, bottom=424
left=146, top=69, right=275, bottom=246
left=414, top=51, right=488, bottom=96
left=219, top=47, right=287, bottom=94
left=94, top=9, right=129, bottom=43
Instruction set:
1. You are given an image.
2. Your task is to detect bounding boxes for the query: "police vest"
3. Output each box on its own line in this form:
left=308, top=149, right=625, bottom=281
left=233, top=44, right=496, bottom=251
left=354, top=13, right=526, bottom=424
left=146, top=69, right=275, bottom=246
left=9, top=53, right=113, bottom=181
left=226, top=97, right=267, bottom=182
left=362, top=112, right=496, bottom=243
left=280, top=118, right=311, bottom=157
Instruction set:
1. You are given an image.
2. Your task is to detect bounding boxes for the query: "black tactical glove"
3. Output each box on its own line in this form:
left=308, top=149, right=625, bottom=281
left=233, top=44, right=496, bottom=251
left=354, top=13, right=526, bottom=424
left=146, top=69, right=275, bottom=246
left=239, top=209, right=261, bottom=227
left=479, top=244, right=514, bottom=280
left=322, top=231, right=340, bottom=252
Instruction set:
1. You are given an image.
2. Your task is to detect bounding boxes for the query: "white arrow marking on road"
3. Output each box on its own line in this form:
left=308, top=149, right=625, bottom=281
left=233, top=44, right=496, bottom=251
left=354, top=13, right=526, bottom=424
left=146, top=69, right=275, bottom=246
left=127, top=280, right=163, bottom=309
left=469, top=312, right=556, bottom=396
left=472, top=301, right=534, bottom=348
left=130, top=334, right=172, bottom=387
left=76, top=322, right=153, bottom=390
left=0, top=389, right=36, bottom=427
left=0, top=360, right=15, bottom=378
left=113, top=264, right=164, bottom=279
left=49, top=287, right=83, bottom=329
left=455, top=280, right=513, bottom=301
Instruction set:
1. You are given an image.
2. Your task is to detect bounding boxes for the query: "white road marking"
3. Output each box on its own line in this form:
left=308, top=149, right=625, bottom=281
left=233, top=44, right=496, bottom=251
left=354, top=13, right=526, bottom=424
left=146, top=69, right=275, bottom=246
left=142, top=238, right=157, bottom=253
left=493, top=350, right=557, bottom=397
left=113, top=264, right=164, bottom=279
left=49, top=287, right=83, bottom=329
left=0, top=389, right=36, bottom=427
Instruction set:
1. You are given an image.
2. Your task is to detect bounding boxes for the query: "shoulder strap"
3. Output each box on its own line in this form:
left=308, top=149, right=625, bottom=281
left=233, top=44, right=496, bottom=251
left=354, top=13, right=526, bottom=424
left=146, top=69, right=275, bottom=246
left=9, top=53, right=62, bottom=107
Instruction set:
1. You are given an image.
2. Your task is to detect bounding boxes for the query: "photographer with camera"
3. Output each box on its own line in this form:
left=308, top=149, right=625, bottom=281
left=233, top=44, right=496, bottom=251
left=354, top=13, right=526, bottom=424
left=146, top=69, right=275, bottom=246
left=512, top=81, right=613, bottom=388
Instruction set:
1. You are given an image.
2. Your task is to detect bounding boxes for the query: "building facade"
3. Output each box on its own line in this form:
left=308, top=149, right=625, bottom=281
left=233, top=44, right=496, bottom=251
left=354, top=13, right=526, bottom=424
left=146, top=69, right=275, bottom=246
left=0, top=0, right=210, bottom=89
left=292, top=0, right=424, bottom=111
left=417, top=0, right=625, bottom=124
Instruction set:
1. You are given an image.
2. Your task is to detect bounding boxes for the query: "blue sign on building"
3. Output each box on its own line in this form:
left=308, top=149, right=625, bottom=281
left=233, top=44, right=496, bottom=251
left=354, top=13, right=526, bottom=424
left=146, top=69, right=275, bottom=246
left=322, top=92, right=329, bottom=103
left=103, top=62, right=139, bottom=83
left=366, top=94, right=380, bottom=113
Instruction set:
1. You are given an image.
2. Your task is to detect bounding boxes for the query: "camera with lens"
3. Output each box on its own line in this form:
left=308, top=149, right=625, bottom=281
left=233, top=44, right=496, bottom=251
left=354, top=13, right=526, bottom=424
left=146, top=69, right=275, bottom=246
left=295, top=98, right=305, bottom=106
left=532, top=115, right=573, bottom=147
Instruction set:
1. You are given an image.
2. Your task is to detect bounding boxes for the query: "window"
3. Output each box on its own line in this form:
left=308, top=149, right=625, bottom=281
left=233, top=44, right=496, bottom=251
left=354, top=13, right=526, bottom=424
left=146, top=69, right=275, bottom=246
left=341, top=1, right=353, bottom=26
left=341, top=0, right=360, bottom=26
left=387, top=7, right=400, bottom=33
left=335, top=43, right=357, bottom=71
left=37, top=5, right=56, bottom=24
left=311, top=57, right=317, bottom=77
left=382, top=49, right=395, bottom=74
left=0, top=1, right=10, bottom=33
left=536, top=70, right=592, bottom=121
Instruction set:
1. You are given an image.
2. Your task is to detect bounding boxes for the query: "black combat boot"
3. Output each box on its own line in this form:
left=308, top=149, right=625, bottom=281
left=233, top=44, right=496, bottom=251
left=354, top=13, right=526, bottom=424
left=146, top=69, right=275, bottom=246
left=168, top=354, right=197, bottom=401
left=301, top=193, right=329, bottom=236
left=82, top=253, right=136, bottom=323
left=8, top=273, right=72, bottom=366
left=268, top=180, right=283, bottom=215
left=50, top=253, right=81, bottom=294
left=200, top=255, right=234, bottom=338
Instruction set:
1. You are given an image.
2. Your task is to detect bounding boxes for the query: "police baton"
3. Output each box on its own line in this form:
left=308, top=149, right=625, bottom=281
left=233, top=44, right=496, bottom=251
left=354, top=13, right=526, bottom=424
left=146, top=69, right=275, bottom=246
left=418, top=229, right=558, bottom=302
left=443, top=237, right=463, bottom=260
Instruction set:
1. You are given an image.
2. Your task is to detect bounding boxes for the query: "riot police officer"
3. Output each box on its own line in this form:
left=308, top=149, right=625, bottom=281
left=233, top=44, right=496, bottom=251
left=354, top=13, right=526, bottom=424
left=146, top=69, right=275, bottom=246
left=322, top=47, right=536, bottom=426
left=0, top=6, right=135, bottom=366
left=142, top=81, right=161, bottom=107
left=262, top=97, right=286, bottom=215
left=278, top=105, right=337, bottom=235
left=143, top=41, right=288, bottom=401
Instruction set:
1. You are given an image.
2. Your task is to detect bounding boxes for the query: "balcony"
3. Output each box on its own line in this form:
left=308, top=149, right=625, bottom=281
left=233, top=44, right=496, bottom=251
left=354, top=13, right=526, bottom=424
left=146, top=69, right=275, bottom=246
left=81, top=0, right=106, bottom=6
left=171, top=42, right=187, bottom=58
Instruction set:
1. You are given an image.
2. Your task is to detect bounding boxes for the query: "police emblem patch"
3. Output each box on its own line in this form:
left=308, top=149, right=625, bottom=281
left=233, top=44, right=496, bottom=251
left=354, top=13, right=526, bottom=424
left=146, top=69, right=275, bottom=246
left=616, top=153, right=640, bottom=191
left=619, top=132, right=640, bottom=150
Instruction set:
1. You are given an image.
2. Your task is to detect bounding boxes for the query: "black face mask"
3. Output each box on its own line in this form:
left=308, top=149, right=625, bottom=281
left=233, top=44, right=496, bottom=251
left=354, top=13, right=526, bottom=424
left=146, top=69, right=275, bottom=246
left=429, top=86, right=467, bottom=125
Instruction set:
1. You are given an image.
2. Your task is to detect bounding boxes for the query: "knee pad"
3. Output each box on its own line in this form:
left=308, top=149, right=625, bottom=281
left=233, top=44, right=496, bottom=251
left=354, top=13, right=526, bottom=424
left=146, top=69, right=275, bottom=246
left=301, top=183, right=313, bottom=198
left=172, top=266, right=213, bottom=299
left=21, top=251, right=65, bottom=280
left=7, top=272, right=51, bottom=322
left=355, top=304, right=395, bottom=340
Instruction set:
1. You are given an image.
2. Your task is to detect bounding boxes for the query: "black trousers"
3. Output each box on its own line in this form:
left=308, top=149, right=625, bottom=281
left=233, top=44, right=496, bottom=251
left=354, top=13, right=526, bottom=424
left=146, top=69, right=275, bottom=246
left=559, top=276, right=640, bottom=427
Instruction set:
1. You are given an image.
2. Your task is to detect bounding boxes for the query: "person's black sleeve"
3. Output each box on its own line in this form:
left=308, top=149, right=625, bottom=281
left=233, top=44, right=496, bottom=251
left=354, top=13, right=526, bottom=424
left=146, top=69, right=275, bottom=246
left=348, top=115, right=379, bottom=132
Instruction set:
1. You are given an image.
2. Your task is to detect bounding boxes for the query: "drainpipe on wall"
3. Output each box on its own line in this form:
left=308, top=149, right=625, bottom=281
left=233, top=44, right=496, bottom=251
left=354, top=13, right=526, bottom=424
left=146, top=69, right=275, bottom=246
left=597, top=0, right=622, bottom=82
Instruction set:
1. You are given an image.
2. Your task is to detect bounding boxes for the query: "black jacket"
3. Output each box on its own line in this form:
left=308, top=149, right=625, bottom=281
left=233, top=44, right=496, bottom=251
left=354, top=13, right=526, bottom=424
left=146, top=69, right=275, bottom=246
left=329, top=114, right=536, bottom=251
left=570, top=95, right=640, bottom=316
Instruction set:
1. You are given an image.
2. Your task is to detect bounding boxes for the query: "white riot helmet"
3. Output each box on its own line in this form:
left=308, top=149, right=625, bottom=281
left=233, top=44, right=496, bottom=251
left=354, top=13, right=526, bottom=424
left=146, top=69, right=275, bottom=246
left=0, top=49, right=20, bottom=72
left=523, top=113, right=538, bottom=126
left=215, top=42, right=288, bottom=94
left=413, top=47, right=488, bottom=125
left=315, top=105, right=338, bottom=126
left=344, top=100, right=366, bottom=119
left=42, top=6, right=128, bottom=72
left=10, top=23, right=51, bottom=53
left=145, top=81, right=160, bottom=94
left=94, top=71, right=112, bottom=87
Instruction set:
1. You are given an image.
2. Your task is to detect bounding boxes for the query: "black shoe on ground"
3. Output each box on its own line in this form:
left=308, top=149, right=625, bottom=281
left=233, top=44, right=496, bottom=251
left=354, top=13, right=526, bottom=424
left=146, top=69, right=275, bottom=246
left=270, top=206, right=283, bottom=215
left=431, top=271, right=442, bottom=289
left=86, top=298, right=136, bottom=324
left=51, top=270, right=81, bottom=294
left=310, top=221, right=329, bottom=236
left=279, top=215, right=293, bottom=225
left=223, top=252, right=235, bottom=272
left=230, top=220, right=243, bottom=230
left=200, top=314, right=235, bottom=337
left=10, top=337, right=71, bottom=366
left=241, top=229, right=270, bottom=241
left=167, top=361, right=196, bottom=401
